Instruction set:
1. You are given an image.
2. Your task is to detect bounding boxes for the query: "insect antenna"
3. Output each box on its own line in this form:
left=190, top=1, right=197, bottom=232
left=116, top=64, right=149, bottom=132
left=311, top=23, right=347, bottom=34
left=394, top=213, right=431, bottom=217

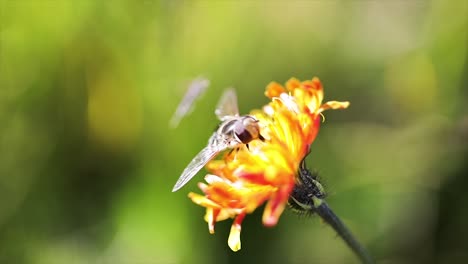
left=288, top=157, right=375, bottom=264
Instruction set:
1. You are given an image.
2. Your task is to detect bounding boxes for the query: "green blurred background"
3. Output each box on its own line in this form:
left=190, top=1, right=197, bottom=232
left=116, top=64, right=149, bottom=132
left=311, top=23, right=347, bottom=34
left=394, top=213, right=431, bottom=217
left=0, top=1, right=467, bottom=263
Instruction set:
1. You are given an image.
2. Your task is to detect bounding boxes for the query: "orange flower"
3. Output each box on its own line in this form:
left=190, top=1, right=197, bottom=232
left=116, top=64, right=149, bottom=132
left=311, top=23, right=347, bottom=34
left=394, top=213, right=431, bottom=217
left=188, top=77, right=349, bottom=251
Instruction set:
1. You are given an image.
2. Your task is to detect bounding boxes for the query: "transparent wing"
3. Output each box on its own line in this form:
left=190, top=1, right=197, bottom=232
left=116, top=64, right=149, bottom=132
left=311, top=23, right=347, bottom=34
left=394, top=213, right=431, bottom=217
left=172, top=142, right=227, bottom=192
left=169, top=77, right=210, bottom=128
left=215, top=88, right=239, bottom=120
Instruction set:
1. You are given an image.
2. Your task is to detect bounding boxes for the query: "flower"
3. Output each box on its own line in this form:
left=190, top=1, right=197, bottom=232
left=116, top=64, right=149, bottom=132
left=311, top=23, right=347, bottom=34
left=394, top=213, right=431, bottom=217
left=188, top=77, right=350, bottom=251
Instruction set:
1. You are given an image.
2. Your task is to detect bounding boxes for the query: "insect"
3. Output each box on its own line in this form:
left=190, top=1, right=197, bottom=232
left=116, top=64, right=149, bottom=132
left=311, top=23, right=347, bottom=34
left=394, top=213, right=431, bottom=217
left=288, top=154, right=375, bottom=264
left=172, top=88, right=265, bottom=192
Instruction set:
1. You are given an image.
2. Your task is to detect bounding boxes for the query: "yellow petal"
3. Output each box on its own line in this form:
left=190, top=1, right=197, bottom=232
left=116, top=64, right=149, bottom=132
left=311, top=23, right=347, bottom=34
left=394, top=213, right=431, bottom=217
left=228, top=223, right=242, bottom=252
left=319, top=101, right=350, bottom=112
left=206, top=208, right=216, bottom=234
left=188, top=192, right=221, bottom=208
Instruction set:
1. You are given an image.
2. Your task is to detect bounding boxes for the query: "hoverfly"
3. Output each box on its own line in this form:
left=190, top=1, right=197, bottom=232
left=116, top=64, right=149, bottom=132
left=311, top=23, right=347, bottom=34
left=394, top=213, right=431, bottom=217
left=172, top=88, right=265, bottom=192
left=288, top=154, right=375, bottom=264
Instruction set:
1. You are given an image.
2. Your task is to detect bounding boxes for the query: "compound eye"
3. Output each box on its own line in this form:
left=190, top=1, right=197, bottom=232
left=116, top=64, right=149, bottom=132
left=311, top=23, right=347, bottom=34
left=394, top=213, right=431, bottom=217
left=235, top=129, right=253, bottom=144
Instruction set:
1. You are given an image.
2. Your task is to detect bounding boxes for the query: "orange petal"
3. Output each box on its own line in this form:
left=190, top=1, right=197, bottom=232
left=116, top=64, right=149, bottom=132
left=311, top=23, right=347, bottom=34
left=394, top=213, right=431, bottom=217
left=265, top=82, right=286, bottom=98
left=286, top=78, right=301, bottom=91
left=262, top=183, right=293, bottom=227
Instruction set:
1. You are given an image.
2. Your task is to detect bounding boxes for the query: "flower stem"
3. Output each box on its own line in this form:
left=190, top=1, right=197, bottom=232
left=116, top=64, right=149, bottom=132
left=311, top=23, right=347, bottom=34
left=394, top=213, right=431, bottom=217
left=313, top=198, right=375, bottom=264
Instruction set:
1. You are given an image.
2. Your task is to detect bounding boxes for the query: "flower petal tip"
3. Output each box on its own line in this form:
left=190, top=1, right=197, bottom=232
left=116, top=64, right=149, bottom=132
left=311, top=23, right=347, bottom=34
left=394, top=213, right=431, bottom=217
left=265, top=82, right=285, bottom=98
left=228, top=224, right=242, bottom=252
left=262, top=215, right=279, bottom=227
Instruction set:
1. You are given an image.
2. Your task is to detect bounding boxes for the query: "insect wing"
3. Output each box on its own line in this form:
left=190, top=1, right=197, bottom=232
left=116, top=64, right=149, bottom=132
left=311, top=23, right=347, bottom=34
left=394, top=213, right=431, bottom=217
left=215, top=88, right=239, bottom=121
left=169, top=77, right=210, bottom=128
left=172, top=143, right=226, bottom=192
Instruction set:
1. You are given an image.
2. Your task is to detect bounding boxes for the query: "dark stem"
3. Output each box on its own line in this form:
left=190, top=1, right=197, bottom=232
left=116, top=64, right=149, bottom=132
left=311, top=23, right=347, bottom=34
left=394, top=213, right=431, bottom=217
left=315, top=199, right=375, bottom=264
